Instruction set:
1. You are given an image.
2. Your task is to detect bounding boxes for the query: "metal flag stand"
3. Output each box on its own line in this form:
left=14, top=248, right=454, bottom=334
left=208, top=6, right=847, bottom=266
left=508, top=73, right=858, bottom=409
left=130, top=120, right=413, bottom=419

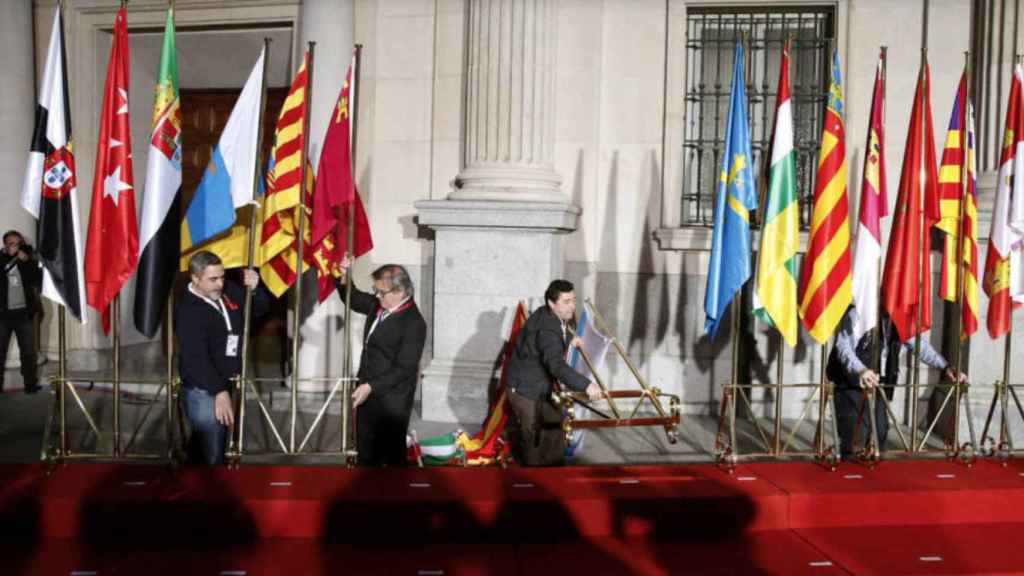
left=227, top=43, right=364, bottom=464
left=552, top=299, right=681, bottom=445
left=915, top=52, right=979, bottom=465
left=42, top=0, right=175, bottom=466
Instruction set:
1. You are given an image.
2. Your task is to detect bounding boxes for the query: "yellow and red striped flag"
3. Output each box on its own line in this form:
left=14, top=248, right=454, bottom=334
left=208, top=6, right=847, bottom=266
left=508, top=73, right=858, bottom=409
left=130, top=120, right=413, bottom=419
left=935, top=72, right=979, bottom=338
left=260, top=53, right=312, bottom=297
left=798, top=49, right=852, bottom=344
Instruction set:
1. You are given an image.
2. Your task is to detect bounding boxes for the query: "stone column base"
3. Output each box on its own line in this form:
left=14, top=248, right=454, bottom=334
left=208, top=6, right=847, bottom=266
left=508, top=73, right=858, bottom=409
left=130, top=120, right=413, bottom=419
left=415, top=199, right=580, bottom=423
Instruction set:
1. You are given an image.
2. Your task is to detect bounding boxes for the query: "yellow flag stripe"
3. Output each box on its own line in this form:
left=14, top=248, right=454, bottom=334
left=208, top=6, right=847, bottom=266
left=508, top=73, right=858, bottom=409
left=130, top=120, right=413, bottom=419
left=806, top=275, right=852, bottom=342
left=809, top=165, right=848, bottom=231
left=800, top=218, right=851, bottom=311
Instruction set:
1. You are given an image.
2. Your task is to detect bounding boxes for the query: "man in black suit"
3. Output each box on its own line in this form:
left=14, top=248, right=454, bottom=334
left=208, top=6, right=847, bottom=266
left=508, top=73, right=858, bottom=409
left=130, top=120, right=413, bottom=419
left=0, top=230, right=42, bottom=394
left=337, top=255, right=427, bottom=466
left=176, top=251, right=267, bottom=465
left=506, top=280, right=602, bottom=466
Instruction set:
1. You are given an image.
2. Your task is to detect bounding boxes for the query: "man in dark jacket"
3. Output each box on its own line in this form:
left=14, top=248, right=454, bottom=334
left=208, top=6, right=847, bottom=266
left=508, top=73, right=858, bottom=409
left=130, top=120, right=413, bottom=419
left=176, top=251, right=267, bottom=465
left=827, top=305, right=966, bottom=459
left=337, top=256, right=427, bottom=466
left=506, top=280, right=601, bottom=466
left=0, top=230, right=42, bottom=393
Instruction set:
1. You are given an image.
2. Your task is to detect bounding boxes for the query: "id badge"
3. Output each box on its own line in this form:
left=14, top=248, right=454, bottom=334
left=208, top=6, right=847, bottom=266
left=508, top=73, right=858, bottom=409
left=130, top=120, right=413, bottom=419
left=226, top=334, right=240, bottom=357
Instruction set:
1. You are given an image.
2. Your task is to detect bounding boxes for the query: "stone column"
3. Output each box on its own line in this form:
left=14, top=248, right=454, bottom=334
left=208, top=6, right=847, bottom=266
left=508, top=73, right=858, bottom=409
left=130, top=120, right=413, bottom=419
left=450, top=0, right=563, bottom=203
left=2, top=2, right=38, bottom=369
left=416, top=0, right=579, bottom=423
left=292, top=0, right=356, bottom=390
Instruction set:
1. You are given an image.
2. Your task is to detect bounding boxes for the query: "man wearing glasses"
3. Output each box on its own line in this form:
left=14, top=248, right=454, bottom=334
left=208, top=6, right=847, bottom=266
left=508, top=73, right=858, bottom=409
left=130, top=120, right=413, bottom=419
left=337, top=255, right=427, bottom=466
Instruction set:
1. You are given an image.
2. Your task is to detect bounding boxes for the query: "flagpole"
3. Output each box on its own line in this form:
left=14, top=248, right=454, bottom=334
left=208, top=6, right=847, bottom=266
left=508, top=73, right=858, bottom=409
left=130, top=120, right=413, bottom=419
left=868, top=46, right=887, bottom=460
left=59, top=306, right=67, bottom=457
left=768, top=37, right=793, bottom=456
left=290, top=42, right=316, bottom=453
left=910, top=43, right=928, bottom=453
left=872, top=47, right=886, bottom=387
left=165, top=292, right=174, bottom=460
left=164, top=0, right=176, bottom=463
left=112, top=295, right=121, bottom=457
left=341, top=44, right=363, bottom=461
left=1001, top=57, right=1023, bottom=449
left=951, top=51, right=971, bottom=452
left=725, top=34, right=750, bottom=463
left=233, top=37, right=272, bottom=460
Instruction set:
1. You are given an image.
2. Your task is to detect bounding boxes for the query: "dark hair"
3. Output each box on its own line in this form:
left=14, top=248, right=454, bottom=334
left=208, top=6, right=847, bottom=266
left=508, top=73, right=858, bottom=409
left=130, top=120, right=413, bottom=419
left=188, top=250, right=223, bottom=277
left=545, top=279, right=574, bottom=305
left=372, top=264, right=414, bottom=298
left=3, top=230, right=24, bottom=245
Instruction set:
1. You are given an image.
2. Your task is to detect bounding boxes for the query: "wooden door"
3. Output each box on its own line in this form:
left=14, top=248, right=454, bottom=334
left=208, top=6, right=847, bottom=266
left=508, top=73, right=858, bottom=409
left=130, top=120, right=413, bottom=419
left=179, top=88, right=287, bottom=207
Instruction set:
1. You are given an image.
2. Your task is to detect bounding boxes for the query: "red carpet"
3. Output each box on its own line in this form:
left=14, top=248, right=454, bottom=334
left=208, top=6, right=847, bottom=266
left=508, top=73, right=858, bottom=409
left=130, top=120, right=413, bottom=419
left=2, top=459, right=1023, bottom=574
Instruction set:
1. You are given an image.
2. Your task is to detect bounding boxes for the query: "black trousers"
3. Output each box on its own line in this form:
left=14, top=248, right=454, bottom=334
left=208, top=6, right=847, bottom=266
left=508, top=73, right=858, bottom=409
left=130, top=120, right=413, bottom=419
left=835, top=384, right=893, bottom=457
left=0, top=309, right=37, bottom=389
left=356, top=392, right=413, bottom=467
left=508, top=389, right=566, bottom=466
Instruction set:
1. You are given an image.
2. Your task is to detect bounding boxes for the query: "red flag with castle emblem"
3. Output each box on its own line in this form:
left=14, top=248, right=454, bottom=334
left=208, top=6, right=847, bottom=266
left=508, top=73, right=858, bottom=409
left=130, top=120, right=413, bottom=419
left=86, top=6, right=138, bottom=333
left=312, top=51, right=373, bottom=302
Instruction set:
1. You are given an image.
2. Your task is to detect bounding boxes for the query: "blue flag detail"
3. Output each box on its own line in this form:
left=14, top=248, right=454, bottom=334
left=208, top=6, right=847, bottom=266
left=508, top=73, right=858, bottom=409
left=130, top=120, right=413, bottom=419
left=183, top=148, right=236, bottom=246
left=703, top=42, right=758, bottom=337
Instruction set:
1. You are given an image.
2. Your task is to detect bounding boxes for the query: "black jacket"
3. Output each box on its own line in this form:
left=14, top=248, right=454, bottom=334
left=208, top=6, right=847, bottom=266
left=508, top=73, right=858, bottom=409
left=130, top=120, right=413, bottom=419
left=0, top=247, right=42, bottom=314
left=176, top=280, right=268, bottom=395
left=336, top=280, right=427, bottom=401
left=506, top=305, right=590, bottom=401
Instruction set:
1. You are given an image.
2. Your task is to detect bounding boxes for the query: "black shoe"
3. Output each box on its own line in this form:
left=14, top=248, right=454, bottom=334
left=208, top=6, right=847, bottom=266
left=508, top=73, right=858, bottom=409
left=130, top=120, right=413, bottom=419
left=24, top=384, right=41, bottom=395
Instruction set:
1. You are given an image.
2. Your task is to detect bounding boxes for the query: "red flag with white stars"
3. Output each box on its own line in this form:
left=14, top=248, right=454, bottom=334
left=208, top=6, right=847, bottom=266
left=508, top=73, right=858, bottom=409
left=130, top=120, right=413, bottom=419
left=85, top=6, right=138, bottom=333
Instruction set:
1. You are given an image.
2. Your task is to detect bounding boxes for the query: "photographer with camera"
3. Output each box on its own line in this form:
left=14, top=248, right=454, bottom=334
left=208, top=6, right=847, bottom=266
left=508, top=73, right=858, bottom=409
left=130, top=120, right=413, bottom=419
left=0, top=230, right=42, bottom=394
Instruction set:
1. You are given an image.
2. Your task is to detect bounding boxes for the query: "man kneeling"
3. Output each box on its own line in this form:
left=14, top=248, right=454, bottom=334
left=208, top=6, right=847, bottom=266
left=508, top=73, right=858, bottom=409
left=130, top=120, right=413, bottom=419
left=507, top=280, right=601, bottom=466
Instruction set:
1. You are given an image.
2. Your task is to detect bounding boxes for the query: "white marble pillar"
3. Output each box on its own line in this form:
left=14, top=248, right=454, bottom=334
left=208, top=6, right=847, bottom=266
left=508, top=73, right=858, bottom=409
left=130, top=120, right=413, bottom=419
left=416, top=0, right=579, bottom=422
left=450, top=0, right=563, bottom=203
left=293, top=0, right=357, bottom=390
left=3, top=2, right=39, bottom=369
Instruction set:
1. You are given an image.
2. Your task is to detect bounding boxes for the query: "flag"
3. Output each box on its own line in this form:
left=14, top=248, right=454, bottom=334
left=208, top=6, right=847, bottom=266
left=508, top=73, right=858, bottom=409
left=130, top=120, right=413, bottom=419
left=412, top=431, right=464, bottom=466
left=983, top=64, right=1024, bottom=339
left=704, top=42, right=757, bottom=338
left=21, top=9, right=86, bottom=322
left=851, top=51, right=889, bottom=342
left=565, top=305, right=612, bottom=458
left=753, top=41, right=799, bottom=347
left=85, top=6, right=137, bottom=334
left=134, top=8, right=182, bottom=338
left=882, top=60, right=941, bottom=343
left=260, top=53, right=312, bottom=297
left=798, top=49, right=853, bottom=344
left=935, top=72, right=980, bottom=338
left=311, top=52, right=373, bottom=302
left=181, top=47, right=265, bottom=253
left=454, top=302, right=527, bottom=465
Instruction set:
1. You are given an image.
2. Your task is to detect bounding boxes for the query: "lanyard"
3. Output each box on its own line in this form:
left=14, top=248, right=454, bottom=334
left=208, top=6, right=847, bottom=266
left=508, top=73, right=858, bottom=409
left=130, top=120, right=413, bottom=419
left=189, top=283, right=232, bottom=332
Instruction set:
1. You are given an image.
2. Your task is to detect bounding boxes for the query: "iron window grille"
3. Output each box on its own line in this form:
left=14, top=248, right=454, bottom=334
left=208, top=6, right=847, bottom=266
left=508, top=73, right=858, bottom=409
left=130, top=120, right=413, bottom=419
left=682, top=6, right=836, bottom=229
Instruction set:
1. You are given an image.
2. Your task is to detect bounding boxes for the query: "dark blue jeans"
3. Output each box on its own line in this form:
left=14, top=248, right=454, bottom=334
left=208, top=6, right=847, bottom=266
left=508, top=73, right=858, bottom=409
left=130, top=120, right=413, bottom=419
left=182, top=386, right=227, bottom=466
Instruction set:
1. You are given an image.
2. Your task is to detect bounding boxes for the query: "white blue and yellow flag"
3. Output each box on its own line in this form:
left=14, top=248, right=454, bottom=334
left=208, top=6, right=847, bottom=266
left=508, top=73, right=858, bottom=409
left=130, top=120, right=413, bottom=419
left=704, top=41, right=758, bottom=338
left=181, top=47, right=265, bottom=251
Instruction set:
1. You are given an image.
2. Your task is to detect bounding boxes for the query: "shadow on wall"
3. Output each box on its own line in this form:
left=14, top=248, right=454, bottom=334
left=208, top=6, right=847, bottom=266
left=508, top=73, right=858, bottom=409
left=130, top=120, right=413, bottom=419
left=448, top=307, right=509, bottom=424
left=628, top=150, right=664, bottom=360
